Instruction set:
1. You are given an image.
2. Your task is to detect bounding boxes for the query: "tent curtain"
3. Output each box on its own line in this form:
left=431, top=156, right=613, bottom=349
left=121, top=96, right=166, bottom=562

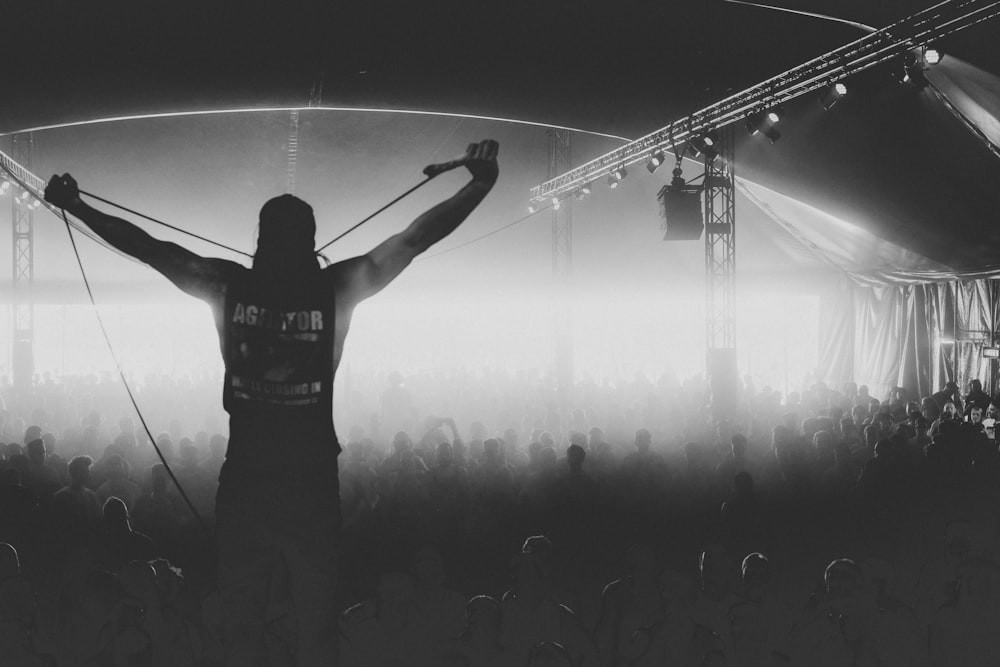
left=821, top=279, right=1000, bottom=401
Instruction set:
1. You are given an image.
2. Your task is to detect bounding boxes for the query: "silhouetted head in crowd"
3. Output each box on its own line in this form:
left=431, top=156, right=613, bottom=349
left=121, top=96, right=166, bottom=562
left=0, top=542, right=20, bottom=579
left=566, top=444, right=586, bottom=474
left=23, top=425, right=42, bottom=447
left=635, top=428, right=652, bottom=454
left=103, top=496, right=130, bottom=532
left=943, top=401, right=958, bottom=419
left=106, top=455, right=128, bottom=481
left=527, top=641, right=573, bottom=667
left=464, top=594, right=501, bottom=637
left=26, top=438, right=46, bottom=466
left=253, top=194, right=320, bottom=276
left=392, top=431, right=412, bottom=455
left=68, top=455, right=93, bottom=488
left=436, top=442, right=454, bottom=468
left=150, top=463, right=169, bottom=494
left=730, top=433, right=747, bottom=459
left=587, top=427, right=604, bottom=450
left=539, top=432, right=555, bottom=449
left=741, top=552, right=771, bottom=602
left=824, top=558, right=862, bottom=600
left=970, top=405, right=983, bottom=424
left=851, top=403, right=868, bottom=425
left=483, top=438, right=502, bottom=465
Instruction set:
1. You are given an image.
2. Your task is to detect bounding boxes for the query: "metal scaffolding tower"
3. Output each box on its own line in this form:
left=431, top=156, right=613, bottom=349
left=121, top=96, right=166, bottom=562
left=548, top=129, right=574, bottom=407
left=11, top=133, right=35, bottom=399
left=704, top=128, right=738, bottom=415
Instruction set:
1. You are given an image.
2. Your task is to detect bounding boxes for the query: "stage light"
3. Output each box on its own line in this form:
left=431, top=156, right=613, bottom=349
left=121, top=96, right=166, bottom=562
left=766, top=107, right=783, bottom=124
left=924, top=47, right=941, bottom=65
left=553, top=199, right=561, bottom=210
left=746, top=113, right=780, bottom=142
left=820, top=82, right=847, bottom=110
left=646, top=151, right=665, bottom=174
left=19, top=190, right=29, bottom=200
left=901, top=52, right=930, bottom=89
left=688, top=133, right=718, bottom=161
left=528, top=204, right=536, bottom=214
left=607, top=173, right=619, bottom=189
left=1, top=180, right=9, bottom=191
left=580, top=182, right=592, bottom=195
left=32, top=200, right=41, bottom=209
left=613, top=165, right=627, bottom=182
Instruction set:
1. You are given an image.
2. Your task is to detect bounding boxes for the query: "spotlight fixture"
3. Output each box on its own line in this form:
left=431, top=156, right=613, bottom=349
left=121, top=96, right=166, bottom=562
left=923, top=47, right=941, bottom=65
left=613, top=165, right=627, bottom=182
left=646, top=151, right=665, bottom=174
left=580, top=182, right=592, bottom=195
left=528, top=204, right=537, bottom=214
left=607, top=173, right=620, bottom=189
left=745, top=113, right=780, bottom=142
left=553, top=198, right=561, bottom=211
left=820, top=82, right=847, bottom=110
left=688, top=133, right=718, bottom=161
left=901, top=52, right=930, bottom=89
left=19, top=190, right=29, bottom=200
left=32, top=200, right=41, bottom=209
left=0, top=180, right=9, bottom=191
left=765, top=106, right=784, bottom=124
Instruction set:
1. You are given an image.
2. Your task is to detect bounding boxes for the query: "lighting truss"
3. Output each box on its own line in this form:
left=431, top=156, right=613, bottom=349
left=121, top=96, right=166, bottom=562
left=529, top=0, right=1000, bottom=203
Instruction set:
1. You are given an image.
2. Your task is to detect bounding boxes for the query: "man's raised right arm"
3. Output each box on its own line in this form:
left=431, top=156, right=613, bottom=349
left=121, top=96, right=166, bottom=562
left=44, top=173, right=230, bottom=302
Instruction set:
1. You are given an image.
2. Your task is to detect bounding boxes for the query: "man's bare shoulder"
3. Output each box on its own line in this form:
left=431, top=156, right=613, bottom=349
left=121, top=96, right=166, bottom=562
left=322, top=256, right=375, bottom=304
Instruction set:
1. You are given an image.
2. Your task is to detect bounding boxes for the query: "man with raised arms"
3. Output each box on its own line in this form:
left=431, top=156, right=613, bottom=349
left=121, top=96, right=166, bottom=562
left=44, top=138, right=499, bottom=666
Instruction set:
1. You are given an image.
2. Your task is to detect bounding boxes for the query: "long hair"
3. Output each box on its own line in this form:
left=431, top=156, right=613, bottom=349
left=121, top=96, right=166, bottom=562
left=252, top=194, right=321, bottom=277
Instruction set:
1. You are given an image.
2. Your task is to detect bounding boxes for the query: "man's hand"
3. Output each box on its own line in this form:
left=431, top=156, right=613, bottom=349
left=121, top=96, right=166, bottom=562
left=44, top=173, right=82, bottom=210
left=422, top=139, right=499, bottom=186
left=463, top=139, right=499, bottom=186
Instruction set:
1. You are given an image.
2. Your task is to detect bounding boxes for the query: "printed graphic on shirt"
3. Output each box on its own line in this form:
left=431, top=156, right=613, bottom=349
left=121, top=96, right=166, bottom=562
left=228, top=302, right=327, bottom=407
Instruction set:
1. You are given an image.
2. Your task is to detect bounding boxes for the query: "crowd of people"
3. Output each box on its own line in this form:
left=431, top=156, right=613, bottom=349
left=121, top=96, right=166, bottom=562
left=1, top=369, right=1000, bottom=666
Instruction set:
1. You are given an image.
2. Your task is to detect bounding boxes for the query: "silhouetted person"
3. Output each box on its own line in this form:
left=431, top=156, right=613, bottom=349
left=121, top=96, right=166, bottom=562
left=51, top=455, right=102, bottom=549
left=46, top=139, right=498, bottom=665
left=94, top=497, right=157, bottom=573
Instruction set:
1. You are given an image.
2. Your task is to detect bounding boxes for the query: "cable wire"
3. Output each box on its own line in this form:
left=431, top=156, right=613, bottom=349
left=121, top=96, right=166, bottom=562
left=79, top=190, right=253, bottom=258
left=59, top=208, right=212, bottom=538
left=315, top=176, right=435, bottom=254
left=416, top=206, right=547, bottom=263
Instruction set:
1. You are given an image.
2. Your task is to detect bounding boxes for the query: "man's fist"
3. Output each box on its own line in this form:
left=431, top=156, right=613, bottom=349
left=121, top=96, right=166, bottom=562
left=463, top=139, right=499, bottom=186
left=422, top=139, right=499, bottom=185
left=44, top=173, right=81, bottom=209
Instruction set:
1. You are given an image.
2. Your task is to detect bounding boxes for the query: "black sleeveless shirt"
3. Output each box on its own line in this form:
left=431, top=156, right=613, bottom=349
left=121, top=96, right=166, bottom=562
left=216, top=265, right=340, bottom=472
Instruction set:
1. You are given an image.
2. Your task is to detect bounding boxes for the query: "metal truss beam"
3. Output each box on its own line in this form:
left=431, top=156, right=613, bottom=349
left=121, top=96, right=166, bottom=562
left=530, top=0, right=1000, bottom=202
left=10, top=134, right=35, bottom=396
left=705, top=128, right=736, bottom=352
